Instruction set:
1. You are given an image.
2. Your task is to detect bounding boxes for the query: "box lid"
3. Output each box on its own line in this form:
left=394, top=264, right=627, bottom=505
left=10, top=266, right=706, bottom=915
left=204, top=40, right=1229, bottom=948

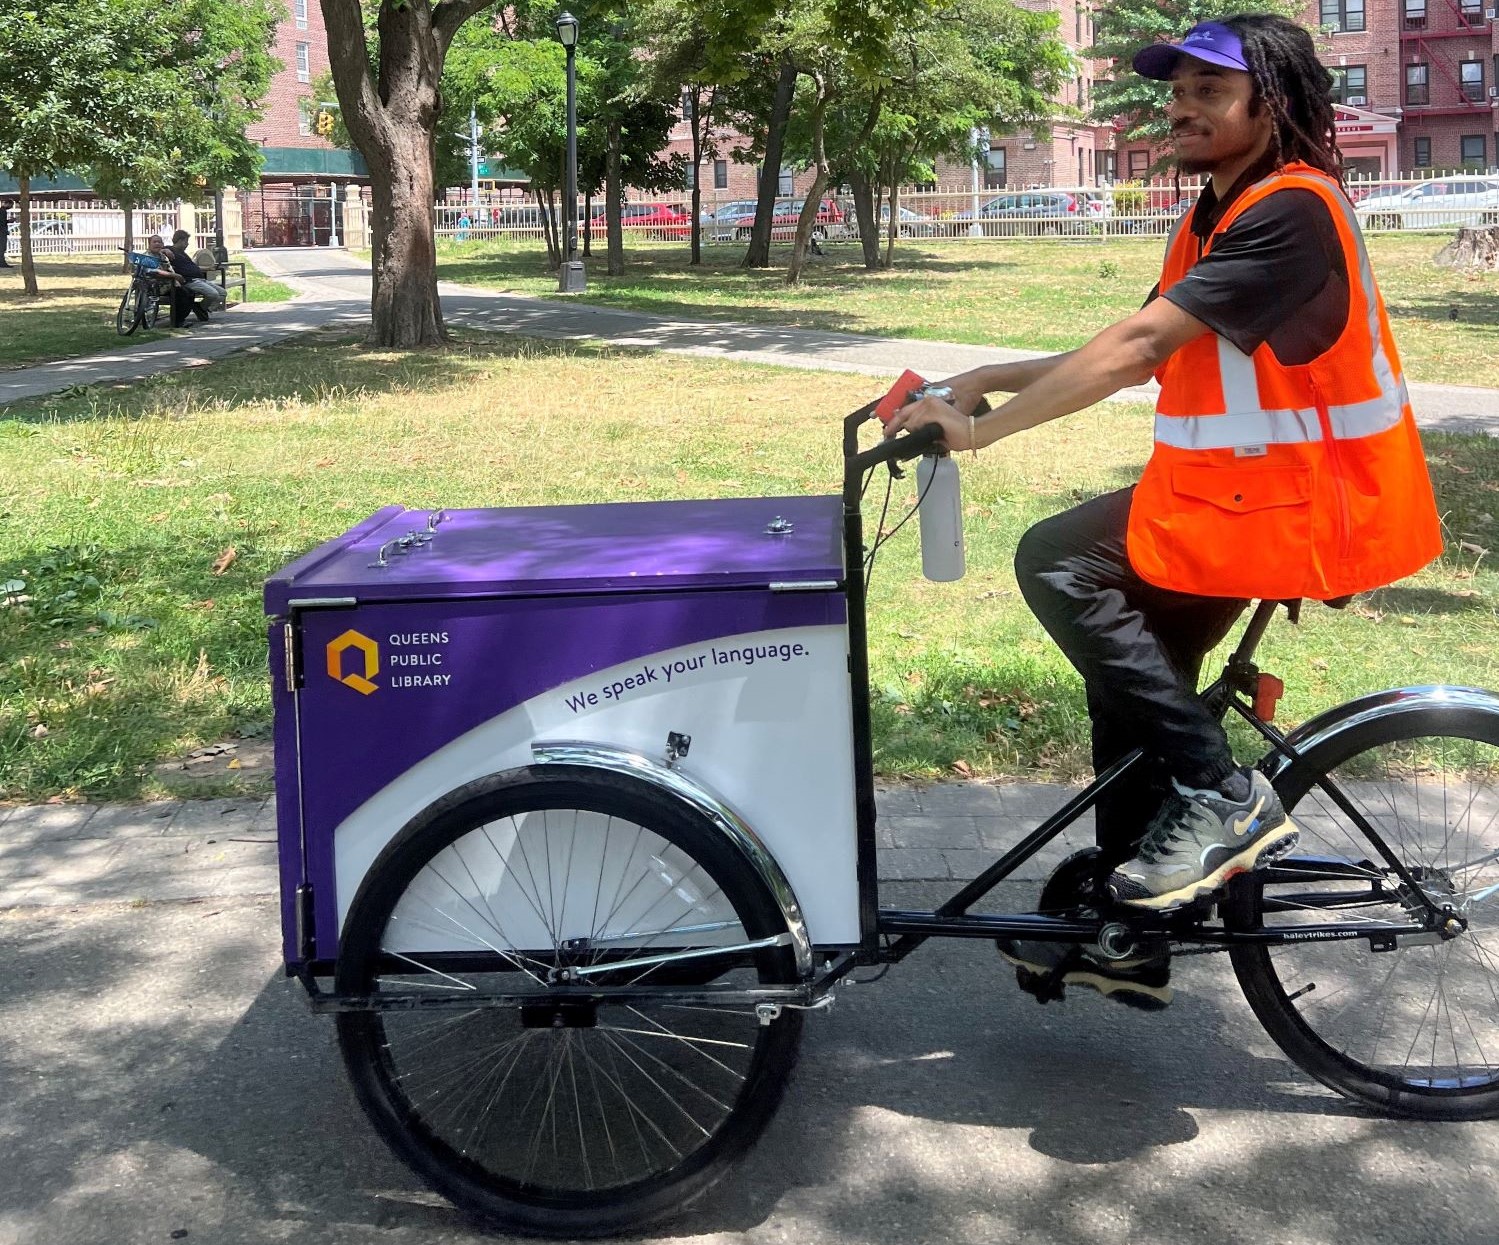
left=265, top=495, right=846, bottom=612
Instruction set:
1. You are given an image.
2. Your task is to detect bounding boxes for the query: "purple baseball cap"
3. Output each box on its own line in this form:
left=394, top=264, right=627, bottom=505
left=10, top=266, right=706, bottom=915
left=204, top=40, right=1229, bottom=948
left=1133, top=21, right=1249, bottom=80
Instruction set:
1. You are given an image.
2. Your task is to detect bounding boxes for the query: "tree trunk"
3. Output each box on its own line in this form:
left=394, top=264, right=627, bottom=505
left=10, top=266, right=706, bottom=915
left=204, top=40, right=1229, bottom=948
left=321, top=0, right=488, bottom=348
left=847, top=169, right=879, bottom=270
left=367, top=125, right=445, bottom=347
left=741, top=55, right=796, bottom=270
left=18, top=176, right=36, bottom=295
left=785, top=91, right=830, bottom=287
left=582, top=190, right=592, bottom=258
left=537, top=187, right=559, bottom=269
left=688, top=86, right=703, bottom=266
left=883, top=180, right=900, bottom=271
left=1436, top=224, right=1499, bottom=272
left=121, top=202, right=135, bottom=271
left=606, top=119, right=623, bottom=277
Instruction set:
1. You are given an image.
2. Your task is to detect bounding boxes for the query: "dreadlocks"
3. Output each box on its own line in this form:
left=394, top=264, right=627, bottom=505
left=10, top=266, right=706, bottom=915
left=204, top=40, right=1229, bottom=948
left=1220, top=13, right=1344, bottom=185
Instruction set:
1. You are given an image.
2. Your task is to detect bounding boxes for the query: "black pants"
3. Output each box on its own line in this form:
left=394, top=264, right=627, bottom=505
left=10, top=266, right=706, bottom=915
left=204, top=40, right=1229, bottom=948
left=1014, top=488, right=1247, bottom=865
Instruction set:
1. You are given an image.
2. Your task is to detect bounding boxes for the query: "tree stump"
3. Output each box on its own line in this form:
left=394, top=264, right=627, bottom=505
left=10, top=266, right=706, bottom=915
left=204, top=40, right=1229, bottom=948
left=1434, top=225, right=1499, bottom=272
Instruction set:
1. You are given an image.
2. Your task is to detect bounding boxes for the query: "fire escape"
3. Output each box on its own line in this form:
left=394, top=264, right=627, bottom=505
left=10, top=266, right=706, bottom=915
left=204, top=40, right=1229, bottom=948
left=1400, top=0, right=1497, bottom=117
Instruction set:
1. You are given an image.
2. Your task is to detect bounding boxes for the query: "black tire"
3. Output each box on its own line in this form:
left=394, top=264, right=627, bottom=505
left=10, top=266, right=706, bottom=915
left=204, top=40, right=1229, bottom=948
left=335, top=766, right=804, bottom=1237
left=116, top=283, right=140, bottom=336
left=141, top=287, right=162, bottom=330
left=1229, top=704, right=1499, bottom=1119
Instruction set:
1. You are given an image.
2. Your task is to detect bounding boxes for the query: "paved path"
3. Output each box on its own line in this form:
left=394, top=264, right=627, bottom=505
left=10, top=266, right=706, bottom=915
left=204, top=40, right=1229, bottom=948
left=5, top=246, right=1499, bottom=436
left=0, top=782, right=1099, bottom=909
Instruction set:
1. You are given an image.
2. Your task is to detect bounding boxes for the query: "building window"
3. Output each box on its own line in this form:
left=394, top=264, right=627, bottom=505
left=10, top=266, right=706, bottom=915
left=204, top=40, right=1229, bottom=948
left=298, top=100, right=312, bottom=136
left=1333, top=65, right=1367, bottom=104
left=1403, top=0, right=1426, bottom=27
left=713, top=159, right=728, bottom=190
left=1128, top=149, right=1150, bottom=177
left=294, top=0, right=307, bottom=29
left=1101, top=150, right=1117, bottom=181
left=1413, top=136, right=1432, bottom=168
left=1461, top=134, right=1486, bottom=165
left=778, top=167, right=794, bottom=196
left=680, top=89, right=694, bottom=122
left=1459, top=0, right=1483, bottom=26
left=296, top=42, right=310, bottom=83
left=684, top=164, right=696, bottom=189
left=1321, top=0, right=1365, bottom=33
left=985, top=145, right=1006, bottom=188
left=1460, top=61, right=1484, bottom=103
left=1405, top=63, right=1429, bottom=106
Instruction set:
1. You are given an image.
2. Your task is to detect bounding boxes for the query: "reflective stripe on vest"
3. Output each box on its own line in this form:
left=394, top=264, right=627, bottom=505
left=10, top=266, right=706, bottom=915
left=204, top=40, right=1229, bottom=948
left=1127, top=162, right=1442, bottom=600
left=1154, top=172, right=1406, bottom=448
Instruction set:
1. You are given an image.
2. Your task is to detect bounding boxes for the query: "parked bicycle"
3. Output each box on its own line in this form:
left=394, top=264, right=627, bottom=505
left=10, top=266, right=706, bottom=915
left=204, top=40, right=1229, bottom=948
left=266, top=400, right=1499, bottom=1238
left=114, top=250, right=169, bottom=336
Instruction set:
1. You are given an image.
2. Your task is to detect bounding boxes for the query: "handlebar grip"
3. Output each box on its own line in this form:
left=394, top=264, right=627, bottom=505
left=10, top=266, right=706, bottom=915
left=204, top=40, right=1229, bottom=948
left=846, top=421, right=945, bottom=474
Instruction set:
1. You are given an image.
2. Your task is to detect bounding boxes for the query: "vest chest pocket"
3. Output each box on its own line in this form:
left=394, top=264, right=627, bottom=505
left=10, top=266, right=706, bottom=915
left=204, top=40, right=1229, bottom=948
left=1171, top=462, right=1312, bottom=513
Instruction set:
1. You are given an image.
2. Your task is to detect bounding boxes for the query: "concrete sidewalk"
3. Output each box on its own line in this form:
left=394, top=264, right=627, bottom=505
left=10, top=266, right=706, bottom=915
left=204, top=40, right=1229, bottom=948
left=4, top=246, right=1499, bottom=435
left=0, top=782, right=1097, bottom=910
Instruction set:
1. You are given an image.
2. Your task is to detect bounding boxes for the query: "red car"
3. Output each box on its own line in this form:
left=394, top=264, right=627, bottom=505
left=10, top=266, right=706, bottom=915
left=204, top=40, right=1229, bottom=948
left=618, top=202, right=694, bottom=240
left=736, top=198, right=846, bottom=241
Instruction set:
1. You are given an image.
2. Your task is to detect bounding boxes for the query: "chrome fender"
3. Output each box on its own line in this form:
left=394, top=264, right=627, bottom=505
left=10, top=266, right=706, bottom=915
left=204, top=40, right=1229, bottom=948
left=1265, top=685, right=1499, bottom=785
left=530, top=740, right=814, bottom=977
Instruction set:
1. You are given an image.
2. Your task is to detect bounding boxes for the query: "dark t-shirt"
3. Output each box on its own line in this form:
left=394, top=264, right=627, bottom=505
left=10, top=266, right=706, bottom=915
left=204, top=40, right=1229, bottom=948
left=1151, top=175, right=1351, bottom=366
left=165, top=246, right=208, bottom=282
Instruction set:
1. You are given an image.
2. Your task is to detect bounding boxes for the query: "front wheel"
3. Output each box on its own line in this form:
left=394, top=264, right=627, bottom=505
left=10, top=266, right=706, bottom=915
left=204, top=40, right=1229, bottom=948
left=1229, top=704, right=1499, bottom=1119
left=335, top=767, right=804, bottom=1237
left=116, top=283, right=140, bottom=336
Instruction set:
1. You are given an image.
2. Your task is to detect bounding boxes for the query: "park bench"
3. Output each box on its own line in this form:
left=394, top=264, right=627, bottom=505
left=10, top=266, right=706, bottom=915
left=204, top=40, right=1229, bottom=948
left=194, top=249, right=248, bottom=305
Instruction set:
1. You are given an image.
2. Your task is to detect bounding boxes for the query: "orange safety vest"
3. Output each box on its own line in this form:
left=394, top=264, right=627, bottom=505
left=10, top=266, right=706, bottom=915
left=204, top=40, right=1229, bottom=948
left=1126, top=161, right=1441, bottom=600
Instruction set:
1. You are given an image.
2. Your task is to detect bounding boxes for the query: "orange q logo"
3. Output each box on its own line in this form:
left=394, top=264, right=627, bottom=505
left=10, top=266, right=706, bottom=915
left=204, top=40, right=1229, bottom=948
left=326, top=629, right=379, bottom=695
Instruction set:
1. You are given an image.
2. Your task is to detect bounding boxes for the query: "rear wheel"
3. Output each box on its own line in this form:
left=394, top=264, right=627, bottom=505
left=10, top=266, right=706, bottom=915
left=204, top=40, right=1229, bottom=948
left=335, top=767, right=805, bottom=1236
left=1230, top=705, right=1499, bottom=1119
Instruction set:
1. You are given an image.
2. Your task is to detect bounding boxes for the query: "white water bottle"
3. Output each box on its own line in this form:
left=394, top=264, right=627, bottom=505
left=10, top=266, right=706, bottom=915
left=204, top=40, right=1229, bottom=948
left=916, top=452, right=965, bottom=581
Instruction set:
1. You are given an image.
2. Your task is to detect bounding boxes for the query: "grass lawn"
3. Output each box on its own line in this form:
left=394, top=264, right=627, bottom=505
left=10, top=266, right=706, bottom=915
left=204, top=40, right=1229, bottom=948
left=437, top=232, right=1499, bottom=389
left=4, top=329, right=1498, bottom=803
left=0, top=254, right=297, bottom=370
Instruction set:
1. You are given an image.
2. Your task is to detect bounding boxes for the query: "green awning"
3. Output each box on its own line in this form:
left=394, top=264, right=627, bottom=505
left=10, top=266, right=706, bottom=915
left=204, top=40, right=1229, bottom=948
left=0, top=171, right=92, bottom=194
left=258, top=147, right=369, bottom=178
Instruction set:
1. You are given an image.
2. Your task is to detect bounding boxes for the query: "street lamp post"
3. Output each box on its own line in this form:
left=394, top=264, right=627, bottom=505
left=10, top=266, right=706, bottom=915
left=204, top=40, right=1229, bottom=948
left=554, top=11, right=585, bottom=293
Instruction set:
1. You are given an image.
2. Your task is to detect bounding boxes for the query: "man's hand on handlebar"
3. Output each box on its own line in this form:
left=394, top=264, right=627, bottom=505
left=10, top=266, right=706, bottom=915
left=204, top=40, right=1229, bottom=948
left=882, top=392, right=975, bottom=453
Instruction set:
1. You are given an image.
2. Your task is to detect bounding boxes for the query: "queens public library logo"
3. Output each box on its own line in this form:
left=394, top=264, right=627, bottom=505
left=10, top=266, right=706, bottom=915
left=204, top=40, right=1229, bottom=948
left=326, top=629, right=380, bottom=695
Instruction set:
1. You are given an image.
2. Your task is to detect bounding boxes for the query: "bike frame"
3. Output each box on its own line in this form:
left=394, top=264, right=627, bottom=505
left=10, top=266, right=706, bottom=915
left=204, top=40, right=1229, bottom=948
left=836, top=405, right=1457, bottom=981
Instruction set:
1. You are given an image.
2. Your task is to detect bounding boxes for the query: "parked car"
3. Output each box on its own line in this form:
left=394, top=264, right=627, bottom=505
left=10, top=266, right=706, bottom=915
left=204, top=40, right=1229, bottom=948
left=847, top=204, right=939, bottom=239
left=736, top=198, right=847, bottom=241
left=707, top=200, right=759, bottom=240
left=1355, top=178, right=1499, bottom=231
left=952, top=190, right=1104, bottom=236
left=618, top=202, right=694, bottom=240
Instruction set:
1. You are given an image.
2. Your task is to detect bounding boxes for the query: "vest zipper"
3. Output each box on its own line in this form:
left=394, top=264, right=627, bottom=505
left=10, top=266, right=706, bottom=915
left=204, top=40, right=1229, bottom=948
left=1310, top=378, right=1352, bottom=562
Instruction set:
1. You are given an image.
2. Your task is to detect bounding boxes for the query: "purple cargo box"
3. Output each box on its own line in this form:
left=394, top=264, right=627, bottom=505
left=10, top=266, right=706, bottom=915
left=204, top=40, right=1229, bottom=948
left=266, top=495, right=850, bottom=970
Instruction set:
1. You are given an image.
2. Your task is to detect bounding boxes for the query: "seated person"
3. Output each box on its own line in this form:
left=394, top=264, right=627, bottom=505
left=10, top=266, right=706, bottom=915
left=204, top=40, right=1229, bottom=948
left=163, top=229, right=227, bottom=317
left=144, top=235, right=198, bottom=328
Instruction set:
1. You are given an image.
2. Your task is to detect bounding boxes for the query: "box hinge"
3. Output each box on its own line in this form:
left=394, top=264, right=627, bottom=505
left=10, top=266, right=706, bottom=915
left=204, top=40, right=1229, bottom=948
left=283, top=620, right=303, bottom=692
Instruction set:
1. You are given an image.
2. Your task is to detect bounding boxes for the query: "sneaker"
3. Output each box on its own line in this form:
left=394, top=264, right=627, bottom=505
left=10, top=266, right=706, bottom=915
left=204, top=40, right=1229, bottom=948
left=997, top=938, right=1173, bottom=1010
left=1107, top=768, right=1299, bottom=912
left=192, top=305, right=210, bottom=322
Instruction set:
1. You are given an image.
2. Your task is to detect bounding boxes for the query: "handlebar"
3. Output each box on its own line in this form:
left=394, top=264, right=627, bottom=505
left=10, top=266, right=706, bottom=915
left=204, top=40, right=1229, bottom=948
left=846, top=422, right=945, bottom=475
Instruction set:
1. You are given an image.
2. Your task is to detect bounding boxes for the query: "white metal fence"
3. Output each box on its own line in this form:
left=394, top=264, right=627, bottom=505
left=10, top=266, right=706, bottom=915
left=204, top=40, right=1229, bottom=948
left=2, top=203, right=187, bottom=259
left=434, top=172, right=1499, bottom=245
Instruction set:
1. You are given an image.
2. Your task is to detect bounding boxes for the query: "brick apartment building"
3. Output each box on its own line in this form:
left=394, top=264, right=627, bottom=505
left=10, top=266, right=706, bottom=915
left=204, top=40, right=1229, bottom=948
left=241, top=0, right=369, bottom=246
left=1320, top=0, right=1498, bottom=172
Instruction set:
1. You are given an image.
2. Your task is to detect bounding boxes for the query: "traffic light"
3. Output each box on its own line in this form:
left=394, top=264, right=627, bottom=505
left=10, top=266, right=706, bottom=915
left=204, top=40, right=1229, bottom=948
left=315, top=109, right=335, bottom=138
